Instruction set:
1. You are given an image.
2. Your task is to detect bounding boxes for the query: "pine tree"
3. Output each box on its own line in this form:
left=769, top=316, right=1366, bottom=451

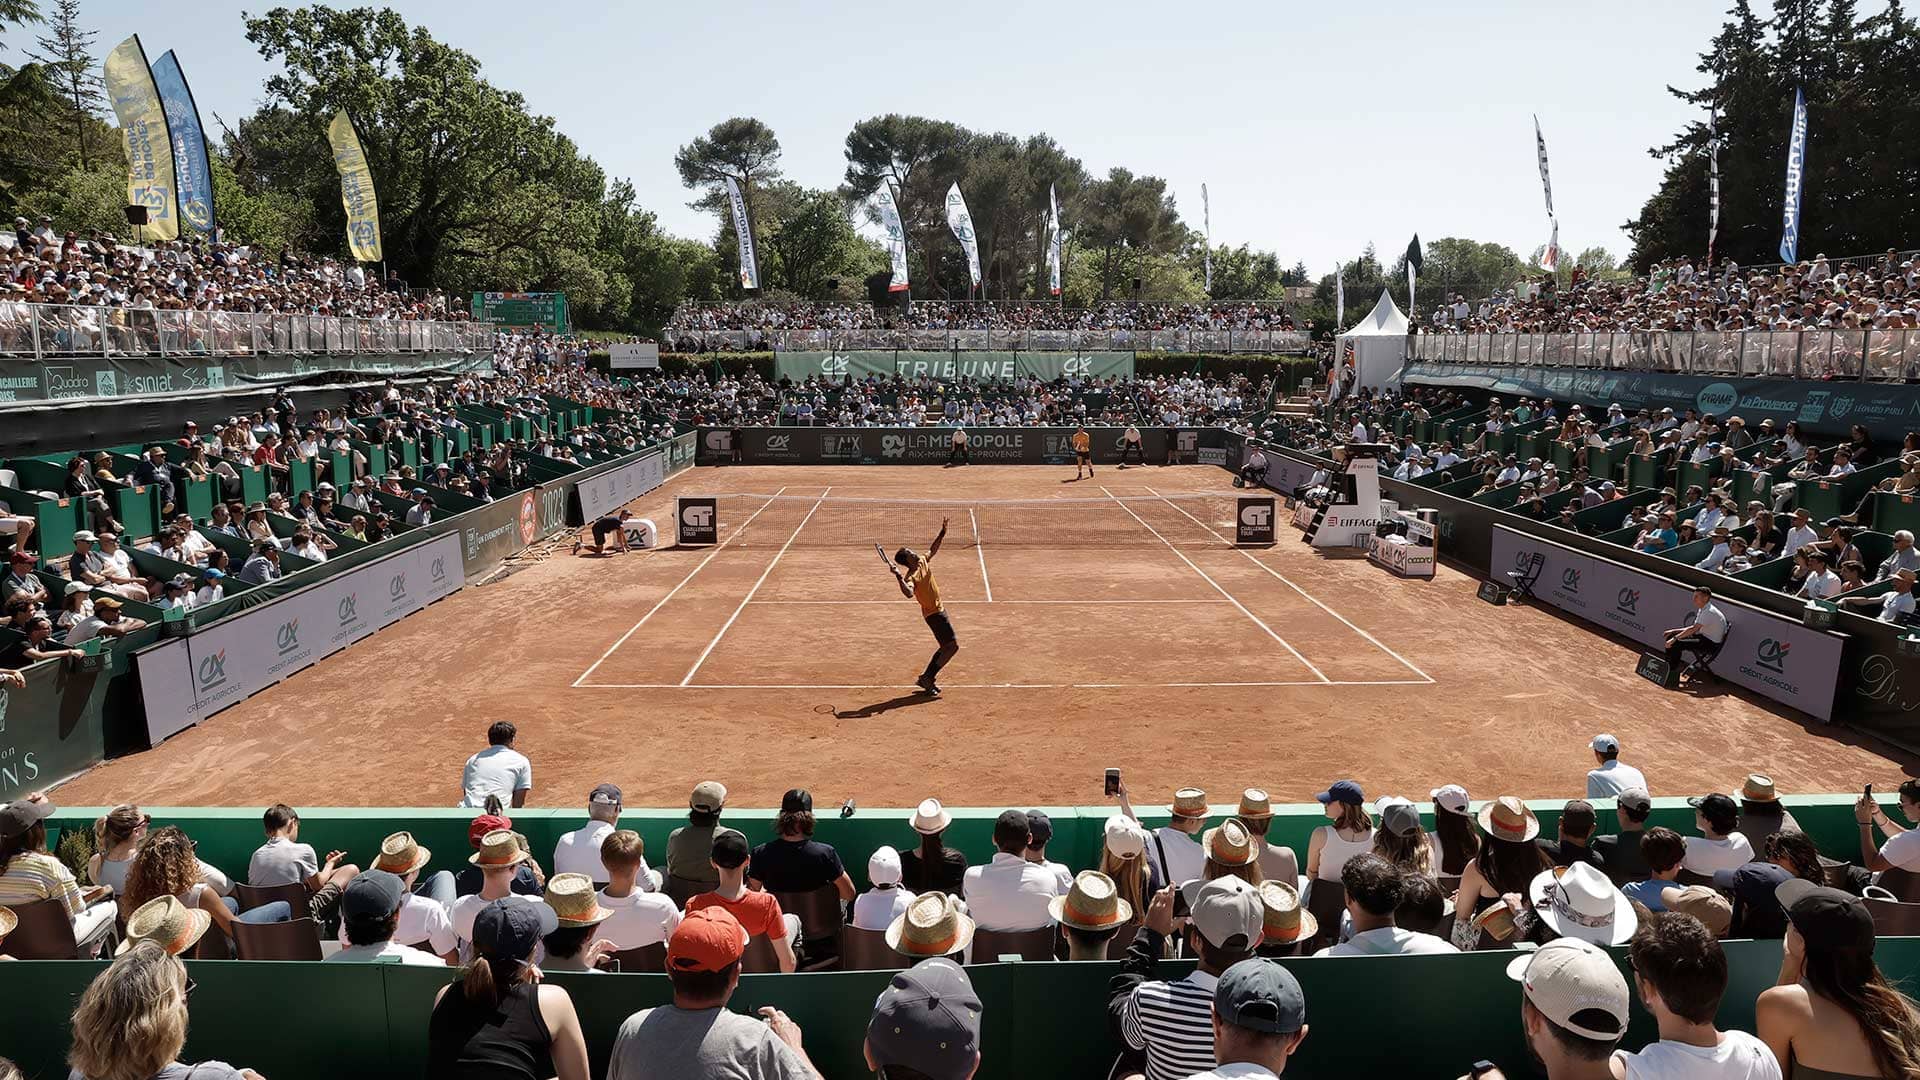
left=26, top=0, right=102, bottom=169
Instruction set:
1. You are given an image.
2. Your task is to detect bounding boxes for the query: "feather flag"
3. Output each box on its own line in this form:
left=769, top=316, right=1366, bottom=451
left=326, top=110, right=382, bottom=262
left=1534, top=115, right=1554, bottom=217
left=149, top=51, right=213, bottom=236
left=1405, top=235, right=1423, bottom=318
left=1335, top=263, right=1345, bottom=328
left=1201, top=183, right=1213, bottom=295
left=1540, top=219, right=1560, bottom=272
left=1779, top=87, right=1808, bottom=264
left=1046, top=184, right=1062, bottom=297
left=944, top=183, right=982, bottom=290
left=103, top=36, right=179, bottom=241
left=1707, top=105, right=1722, bottom=265
left=724, top=176, right=759, bottom=290
left=875, top=183, right=910, bottom=293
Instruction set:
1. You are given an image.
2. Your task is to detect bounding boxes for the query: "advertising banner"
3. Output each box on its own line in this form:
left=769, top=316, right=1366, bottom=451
left=327, top=110, right=383, bottom=263
left=772, top=351, right=1135, bottom=384
left=148, top=51, right=214, bottom=235
left=696, top=426, right=1189, bottom=467
left=608, top=343, right=660, bottom=369
left=102, top=35, right=179, bottom=241
left=576, top=447, right=667, bottom=522
left=459, top=484, right=568, bottom=576
left=677, top=497, right=718, bottom=545
left=1491, top=526, right=1842, bottom=721
left=0, top=657, right=109, bottom=799
left=136, top=638, right=197, bottom=745
left=1403, top=361, right=1916, bottom=441
left=0, top=350, right=489, bottom=406
left=1235, top=497, right=1276, bottom=544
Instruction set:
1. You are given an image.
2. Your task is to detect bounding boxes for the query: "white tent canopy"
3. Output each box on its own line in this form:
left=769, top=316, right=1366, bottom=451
left=1334, top=289, right=1409, bottom=395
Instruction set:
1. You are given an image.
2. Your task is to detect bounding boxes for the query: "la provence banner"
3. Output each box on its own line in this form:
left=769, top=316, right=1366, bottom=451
left=773, top=350, right=1135, bottom=384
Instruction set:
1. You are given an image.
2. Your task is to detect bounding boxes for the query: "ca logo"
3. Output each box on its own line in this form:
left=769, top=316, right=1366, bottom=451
left=275, top=620, right=300, bottom=655
left=339, top=594, right=359, bottom=623
left=197, top=651, right=227, bottom=689
left=389, top=574, right=407, bottom=599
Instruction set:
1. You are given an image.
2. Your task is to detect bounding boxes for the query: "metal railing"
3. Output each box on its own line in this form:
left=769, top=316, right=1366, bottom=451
left=1409, top=329, right=1920, bottom=382
left=663, top=327, right=1314, bottom=354
left=0, top=302, right=493, bottom=360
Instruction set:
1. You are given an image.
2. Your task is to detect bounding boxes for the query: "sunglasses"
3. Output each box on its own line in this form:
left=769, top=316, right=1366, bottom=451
left=182, top=975, right=198, bottom=1002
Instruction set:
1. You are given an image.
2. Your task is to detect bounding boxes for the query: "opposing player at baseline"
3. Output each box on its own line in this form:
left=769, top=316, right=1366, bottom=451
left=1071, top=425, right=1093, bottom=481
left=889, top=518, right=958, bottom=697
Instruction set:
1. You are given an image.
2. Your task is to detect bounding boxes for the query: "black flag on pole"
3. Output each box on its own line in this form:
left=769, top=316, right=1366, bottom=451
left=1405, top=235, right=1423, bottom=273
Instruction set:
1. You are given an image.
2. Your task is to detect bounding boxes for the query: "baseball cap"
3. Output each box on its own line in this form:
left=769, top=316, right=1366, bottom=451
left=1778, top=879, right=1876, bottom=953
left=869, top=845, right=904, bottom=887
left=1664, top=885, right=1733, bottom=936
left=866, top=958, right=983, bottom=1080
left=0, top=797, right=57, bottom=841
left=476, top=896, right=556, bottom=952
left=341, top=869, right=407, bottom=921
left=780, top=788, right=812, bottom=814
left=468, top=813, right=512, bottom=847
left=1430, top=784, right=1471, bottom=816
left=1214, top=957, right=1306, bottom=1035
left=1589, top=734, right=1620, bottom=753
left=690, top=780, right=727, bottom=813
left=1615, top=788, right=1651, bottom=815
left=1026, top=810, right=1054, bottom=847
left=1560, top=800, right=1597, bottom=835
left=589, top=783, right=622, bottom=809
left=1314, top=779, right=1364, bottom=807
left=1187, top=876, right=1265, bottom=949
left=1103, top=815, right=1148, bottom=859
left=1381, top=802, right=1422, bottom=838
left=1505, top=937, right=1630, bottom=1042
left=668, top=906, right=749, bottom=972
left=1688, top=793, right=1739, bottom=832
left=710, top=827, right=749, bottom=868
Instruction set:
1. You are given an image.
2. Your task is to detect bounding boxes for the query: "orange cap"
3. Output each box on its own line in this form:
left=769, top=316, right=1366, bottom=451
left=667, top=907, right=749, bottom=972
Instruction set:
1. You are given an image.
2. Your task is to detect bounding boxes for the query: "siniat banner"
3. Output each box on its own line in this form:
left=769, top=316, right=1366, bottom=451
left=148, top=50, right=214, bottom=235
left=697, top=426, right=1228, bottom=467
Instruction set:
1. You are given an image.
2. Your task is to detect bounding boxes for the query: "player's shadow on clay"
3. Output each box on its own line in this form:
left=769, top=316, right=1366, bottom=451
left=834, top=693, right=938, bottom=719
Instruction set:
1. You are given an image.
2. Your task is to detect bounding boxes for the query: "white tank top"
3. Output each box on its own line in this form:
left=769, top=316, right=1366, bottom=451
left=1315, top=826, right=1377, bottom=882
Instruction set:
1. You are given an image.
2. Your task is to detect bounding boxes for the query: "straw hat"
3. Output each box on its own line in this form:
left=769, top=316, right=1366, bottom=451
left=116, top=895, right=212, bottom=956
left=886, top=892, right=975, bottom=958
left=1050, top=870, right=1134, bottom=932
left=468, top=829, right=530, bottom=868
left=0, top=904, right=14, bottom=941
left=1169, top=788, right=1210, bottom=819
left=373, top=831, right=432, bottom=876
left=1477, top=796, right=1541, bottom=843
left=545, top=873, right=614, bottom=928
left=1203, top=819, right=1258, bottom=867
left=910, top=797, right=952, bottom=835
left=1740, top=774, right=1779, bottom=803
left=1256, top=881, right=1317, bottom=945
left=1236, top=788, right=1274, bottom=821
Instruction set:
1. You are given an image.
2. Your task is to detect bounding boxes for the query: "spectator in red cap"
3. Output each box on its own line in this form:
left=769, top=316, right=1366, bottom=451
left=605, top=907, right=821, bottom=1079
left=454, top=809, right=544, bottom=898
left=1, top=552, right=45, bottom=607
left=428, top=899, right=587, bottom=1080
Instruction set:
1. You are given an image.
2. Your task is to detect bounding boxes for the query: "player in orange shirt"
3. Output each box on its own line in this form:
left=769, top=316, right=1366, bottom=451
left=1071, top=426, right=1093, bottom=480
left=892, top=518, right=956, bottom=696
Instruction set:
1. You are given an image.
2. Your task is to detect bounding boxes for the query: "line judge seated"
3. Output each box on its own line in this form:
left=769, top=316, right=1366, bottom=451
left=1239, top=447, right=1270, bottom=488
left=1660, top=586, right=1729, bottom=681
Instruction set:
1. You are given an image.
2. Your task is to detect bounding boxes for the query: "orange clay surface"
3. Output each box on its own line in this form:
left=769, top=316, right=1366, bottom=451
left=53, top=464, right=1914, bottom=809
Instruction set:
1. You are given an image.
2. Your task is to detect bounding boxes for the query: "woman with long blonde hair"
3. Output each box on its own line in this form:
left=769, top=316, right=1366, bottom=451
left=1098, top=815, right=1155, bottom=923
left=68, top=941, right=265, bottom=1080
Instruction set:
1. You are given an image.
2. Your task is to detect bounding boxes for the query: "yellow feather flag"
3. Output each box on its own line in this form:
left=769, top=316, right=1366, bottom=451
left=102, top=35, right=179, bottom=241
left=328, top=110, right=383, bottom=263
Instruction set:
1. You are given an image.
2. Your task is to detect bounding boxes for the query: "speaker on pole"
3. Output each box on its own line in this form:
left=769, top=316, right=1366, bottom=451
left=123, top=205, right=148, bottom=226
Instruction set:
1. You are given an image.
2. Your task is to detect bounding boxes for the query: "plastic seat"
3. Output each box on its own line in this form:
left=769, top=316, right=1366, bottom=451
left=232, top=917, right=323, bottom=961
left=1303, top=880, right=1347, bottom=953
left=1877, top=866, right=1920, bottom=902
left=1, top=898, right=81, bottom=959
left=838, top=926, right=910, bottom=972
left=610, top=942, right=666, bottom=973
left=234, top=881, right=309, bottom=915
left=772, top=884, right=845, bottom=942
left=970, top=925, right=1057, bottom=963
left=1865, top=895, right=1920, bottom=935
left=740, top=932, right=782, bottom=974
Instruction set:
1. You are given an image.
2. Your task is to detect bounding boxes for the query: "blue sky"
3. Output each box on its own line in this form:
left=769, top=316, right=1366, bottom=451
left=32, top=0, right=1730, bottom=275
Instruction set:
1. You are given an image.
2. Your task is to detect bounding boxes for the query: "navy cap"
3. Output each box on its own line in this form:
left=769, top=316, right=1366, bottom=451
left=472, top=899, right=557, bottom=963
left=1214, top=957, right=1306, bottom=1034
left=1689, top=793, right=1739, bottom=831
left=341, top=869, right=407, bottom=921
left=1712, top=861, right=1792, bottom=905
left=1026, top=810, right=1054, bottom=847
left=866, top=958, right=982, bottom=1080
left=589, top=783, right=622, bottom=808
left=1315, top=780, right=1365, bottom=807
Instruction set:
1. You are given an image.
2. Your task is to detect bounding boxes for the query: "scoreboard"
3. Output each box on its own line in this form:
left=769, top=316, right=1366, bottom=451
left=472, top=291, right=569, bottom=332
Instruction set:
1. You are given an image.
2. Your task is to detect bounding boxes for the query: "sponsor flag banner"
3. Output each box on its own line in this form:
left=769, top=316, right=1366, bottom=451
left=1540, top=218, right=1559, bottom=272
left=1707, top=105, right=1722, bottom=264
left=1405, top=234, right=1422, bottom=317
left=944, top=183, right=982, bottom=290
left=1201, top=183, right=1213, bottom=295
left=1534, top=115, right=1554, bottom=216
left=148, top=51, right=213, bottom=235
left=327, top=110, right=383, bottom=263
left=103, top=35, right=180, bottom=241
left=724, top=175, right=759, bottom=290
left=1047, top=184, right=1062, bottom=297
left=1335, top=264, right=1345, bottom=328
left=1779, top=87, right=1808, bottom=264
left=876, top=183, right=910, bottom=292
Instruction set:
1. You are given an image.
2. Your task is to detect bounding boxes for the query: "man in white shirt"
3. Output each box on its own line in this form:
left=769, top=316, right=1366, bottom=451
left=553, top=783, right=659, bottom=887
left=327, top=870, right=450, bottom=966
left=852, top=846, right=916, bottom=931
left=1696, top=527, right=1734, bottom=571
left=451, top=830, right=554, bottom=959
left=1615, top=910, right=1781, bottom=1079
left=1663, top=587, right=1731, bottom=675
left=962, top=810, right=1066, bottom=931
left=594, top=829, right=681, bottom=950
left=64, top=596, right=147, bottom=645
left=1797, top=551, right=1841, bottom=600
left=1314, top=854, right=1457, bottom=957
left=1586, top=734, right=1649, bottom=799
left=1782, top=509, right=1820, bottom=557
left=458, top=720, right=533, bottom=809
left=1838, top=567, right=1917, bottom=624
left=1682, top=794, right=1756, bottom=875
left=1150, top=788, right=1209, bottom=886
left=1495, top=458, right=1522, bottom=486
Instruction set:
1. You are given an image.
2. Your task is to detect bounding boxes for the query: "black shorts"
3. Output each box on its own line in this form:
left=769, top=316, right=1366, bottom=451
left=1075, top=450, right=1092, bottom=463
left=925, top=611, right=957, bottom=647
left=592, top=520, right=619, bottom=544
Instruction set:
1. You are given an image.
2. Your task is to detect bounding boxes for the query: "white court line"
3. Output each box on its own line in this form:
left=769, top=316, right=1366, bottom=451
left=678, top=486, right=832, bottom=687
left=1146, top=486, right=1436, bottom=683
left=571, top=485, right=791, bottom=687
left=1098, top=486, right=1331, bottom=683
left=576, top=680, right=1435, bottom=690
left=968, top=508, right=993, bottom=602
left=746, top=599, right=1230, bottom=605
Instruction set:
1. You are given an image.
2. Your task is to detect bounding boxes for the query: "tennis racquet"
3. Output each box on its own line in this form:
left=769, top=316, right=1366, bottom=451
left=875, top=542, right=896, bottom=574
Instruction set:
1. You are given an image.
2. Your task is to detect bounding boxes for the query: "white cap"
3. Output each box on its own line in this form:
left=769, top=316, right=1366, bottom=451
left=1102, top=814, right=1148, bottom=859
left=1505, top=938, right=1630, bottom=1042
left=1429, top=784, right=1470, bottom=816
left=868, top=845, right=903, bottom=887
left=1589, top=733, right=1620, bottom=753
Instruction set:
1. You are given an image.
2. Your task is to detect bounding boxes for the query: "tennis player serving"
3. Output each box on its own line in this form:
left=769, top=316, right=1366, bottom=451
left=885, top=519, right=957, bottom=697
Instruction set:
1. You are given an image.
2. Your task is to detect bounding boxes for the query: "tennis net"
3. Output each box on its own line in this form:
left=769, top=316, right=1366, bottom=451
left=685, top=491, right=1250, bottom=549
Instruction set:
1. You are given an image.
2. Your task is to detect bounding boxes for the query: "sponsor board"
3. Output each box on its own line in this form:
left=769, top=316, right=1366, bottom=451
left=608, top=342, right=660, bottom=369
left=1235, top=497, right=1276, bottom=544
left=1490, top=526, right=1841, bottom=720
left=677, top=496, right=718, bottom=546
left=699, top=427, right=1204, bottom=467
left=575, top=448, right=668, bottom=522
left=771, top=350, right=1135, bottom=384
left=4, top=351, right=489, bottom=404
left=0, top=657, right=108, bottom=798
left=1367, top=534, right=1436, bottom=577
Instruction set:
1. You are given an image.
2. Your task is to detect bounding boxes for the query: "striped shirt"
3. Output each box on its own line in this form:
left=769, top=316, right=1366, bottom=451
left=0, top=851, right=85, bottom=917
left=1121, top=970, right=1219, bottom=1080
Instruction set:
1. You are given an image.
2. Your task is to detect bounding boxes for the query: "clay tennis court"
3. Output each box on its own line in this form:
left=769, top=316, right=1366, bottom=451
left=53, top=464, right=1915, bottom=809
